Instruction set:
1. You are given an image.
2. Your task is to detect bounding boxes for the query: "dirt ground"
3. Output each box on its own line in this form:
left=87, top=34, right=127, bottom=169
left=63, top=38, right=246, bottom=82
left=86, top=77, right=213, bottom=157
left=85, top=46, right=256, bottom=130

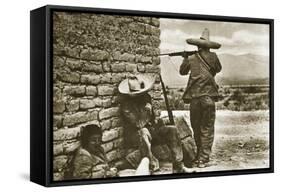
left=156, top=110, right=270, bottom=174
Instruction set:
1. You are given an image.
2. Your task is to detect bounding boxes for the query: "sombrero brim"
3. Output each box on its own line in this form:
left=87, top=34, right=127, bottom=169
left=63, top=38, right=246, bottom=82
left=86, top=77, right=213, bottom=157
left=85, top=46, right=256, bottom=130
left=186, top=38, right=221, bottom=49
left=118, top=75, right=155, bottom=96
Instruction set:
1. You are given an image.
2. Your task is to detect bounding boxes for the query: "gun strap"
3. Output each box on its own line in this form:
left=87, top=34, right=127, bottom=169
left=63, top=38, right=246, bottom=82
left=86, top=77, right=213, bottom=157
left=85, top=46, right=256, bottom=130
left=196, top=53, right=218, bottom=89
left=196, top=52, right=212, bottom=73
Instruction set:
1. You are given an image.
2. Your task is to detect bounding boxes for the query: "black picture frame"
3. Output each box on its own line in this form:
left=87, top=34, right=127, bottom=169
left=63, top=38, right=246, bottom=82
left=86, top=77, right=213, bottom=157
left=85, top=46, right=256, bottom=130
left=30, top=4, right=274, bottom=187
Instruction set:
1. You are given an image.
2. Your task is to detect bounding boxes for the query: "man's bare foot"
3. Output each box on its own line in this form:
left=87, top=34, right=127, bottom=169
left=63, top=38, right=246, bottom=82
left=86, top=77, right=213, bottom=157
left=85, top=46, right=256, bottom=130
left=173, top=164, right=196, bottom=173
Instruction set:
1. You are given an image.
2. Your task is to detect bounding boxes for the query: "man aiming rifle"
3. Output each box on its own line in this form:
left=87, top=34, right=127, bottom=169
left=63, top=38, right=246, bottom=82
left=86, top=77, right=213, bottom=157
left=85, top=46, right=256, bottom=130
left=160, top=28, right=222, bottom=168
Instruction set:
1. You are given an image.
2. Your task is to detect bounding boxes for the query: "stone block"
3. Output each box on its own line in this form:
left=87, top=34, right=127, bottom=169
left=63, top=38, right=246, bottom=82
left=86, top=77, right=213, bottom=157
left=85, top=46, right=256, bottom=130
left=53, top=127, right=81, bottom=141
left=86, top=86, right=97, bottom=96
left=66, top=99, right=79, bottom=112
left=111, top=73, right=126, bottom=83
left=53, top=100, right=65, bottom=114
left=63, top=111, right=98, bottom=126
left=136, top=55, right=152, bottom=64
left=150, top=18, right=160, bottom=27
left=80, top=48, right=110, bottom=61
left=150, top=36, right=161, bottom=47
left=81, top=74, right=100, bottom=85
left=152, top=56, right=161, bottom=65
left=102, top=141, right=114, bottom=153
left=53, top=115, right=63, bottom=128
left=63, top=140, right=81, bottom=154
left=97, top=85, right=115, bottom=96
left=53, top=87, right=62, bottom=100
left=64, top=85, right=85, bottom=96
left=146, top=64, right=159, bottom=73
left=106, top=149, right=119, bottom=162
left=99, top=107, right=119, bottom=120
left=133, top=16, right=150, bottom=24
left=53, top=56, right=65, bottom=69
left=102, top=62, right=111, bottom=72
left=92, top=97, right=103, bottom=107
left=100, top=119, right=112, bottom=130
left=58, top=71, right=80, bottom=83
left=66, top=58, right=82, bottom=70
left=53, top=143, right=63, bottom=156
left=83, top=62, right=103, bottom=73
left=112, top=51, right=121, bottom=61
left=101, top=97, right=112, bottom=108
left=80, top=99, right=96, bottom=109
left=125, top=63, right=137, bottom=72
left=120, top=53, right=135, bottom=62
left=137, top=63, right=145, bottom=72
left=111, top=63, right=126, bottom=72
left=65, top=46, right=81, bottom=59
left=93, top=50, right=110, bottom=61
left=145, top=25, right=160, bottom=37
left=92, top=97, right=111, bottom=108
left=100, top=73, right=112, bottom=83
left=129, top=22, right=146, bottom=33
left=102, top=128, right=119, bottom=142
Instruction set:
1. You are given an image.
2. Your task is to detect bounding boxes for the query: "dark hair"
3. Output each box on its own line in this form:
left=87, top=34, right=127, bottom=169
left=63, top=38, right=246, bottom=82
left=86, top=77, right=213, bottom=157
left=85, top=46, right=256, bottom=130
left=80, top=124, right=102, bottom=148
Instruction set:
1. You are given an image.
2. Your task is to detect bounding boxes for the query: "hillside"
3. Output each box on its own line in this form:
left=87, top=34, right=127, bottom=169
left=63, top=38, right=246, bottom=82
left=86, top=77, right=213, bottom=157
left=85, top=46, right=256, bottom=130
left=160, top=53, right=269, bottom=87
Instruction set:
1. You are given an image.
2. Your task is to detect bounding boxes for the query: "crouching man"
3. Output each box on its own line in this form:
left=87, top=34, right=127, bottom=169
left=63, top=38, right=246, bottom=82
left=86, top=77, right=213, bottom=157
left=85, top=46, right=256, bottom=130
left=70, top=124, right=118, bottom=179
left=118, top=74, right=195, bottom=173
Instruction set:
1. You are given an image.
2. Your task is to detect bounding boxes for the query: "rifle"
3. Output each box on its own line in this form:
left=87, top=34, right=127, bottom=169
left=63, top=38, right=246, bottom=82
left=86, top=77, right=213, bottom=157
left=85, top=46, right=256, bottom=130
left=158, top=51, right=196, bottom=125
left=159, top=74, right=174, bottom=125
left=159, top=50, right=197, bottom=57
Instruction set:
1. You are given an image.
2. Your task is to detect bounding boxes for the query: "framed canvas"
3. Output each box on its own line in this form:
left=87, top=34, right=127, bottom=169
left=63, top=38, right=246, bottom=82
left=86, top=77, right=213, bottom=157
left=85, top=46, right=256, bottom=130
left=30, top=5, right=274, bottom=187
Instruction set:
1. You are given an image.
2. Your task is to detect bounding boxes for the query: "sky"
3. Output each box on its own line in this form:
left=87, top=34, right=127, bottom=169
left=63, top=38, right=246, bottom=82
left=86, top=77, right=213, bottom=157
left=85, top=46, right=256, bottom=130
left=160, top=18, right=270, bottom=56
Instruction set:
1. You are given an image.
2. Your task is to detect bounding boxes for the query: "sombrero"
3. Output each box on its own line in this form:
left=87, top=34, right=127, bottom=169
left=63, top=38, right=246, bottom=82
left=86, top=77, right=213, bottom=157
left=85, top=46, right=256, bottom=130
left=118, top=74, right=155, bottom=96
left=186, top=28, right=221, bottom=49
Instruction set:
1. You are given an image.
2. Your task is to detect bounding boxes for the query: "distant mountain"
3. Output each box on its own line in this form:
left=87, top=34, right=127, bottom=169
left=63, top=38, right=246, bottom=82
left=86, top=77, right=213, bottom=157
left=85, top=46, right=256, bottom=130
left=160, top=53, right=269, bottom=87
left=216, top=53, right=269, bottom=85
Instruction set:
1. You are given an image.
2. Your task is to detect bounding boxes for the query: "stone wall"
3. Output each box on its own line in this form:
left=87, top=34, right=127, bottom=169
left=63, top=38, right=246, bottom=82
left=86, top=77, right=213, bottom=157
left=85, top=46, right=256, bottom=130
left=52, top=12, right=161, bottom=180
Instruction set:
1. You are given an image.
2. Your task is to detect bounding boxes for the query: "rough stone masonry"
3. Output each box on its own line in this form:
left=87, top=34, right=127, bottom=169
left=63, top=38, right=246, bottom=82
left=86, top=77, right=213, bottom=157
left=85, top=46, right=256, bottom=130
left=52, top=12, right=162, bottom=180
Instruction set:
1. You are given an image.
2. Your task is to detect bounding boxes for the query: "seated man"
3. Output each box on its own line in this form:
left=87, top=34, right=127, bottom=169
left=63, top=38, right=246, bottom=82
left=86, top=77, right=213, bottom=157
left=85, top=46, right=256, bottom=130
left=118, top=74, right=194, bottom=173
left=70, top=124, right=117, bottom=179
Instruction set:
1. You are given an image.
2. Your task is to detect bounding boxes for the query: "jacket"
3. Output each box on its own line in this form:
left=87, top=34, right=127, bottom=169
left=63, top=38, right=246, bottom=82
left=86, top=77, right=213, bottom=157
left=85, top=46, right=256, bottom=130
left=180, top=51, right=222, bottom=103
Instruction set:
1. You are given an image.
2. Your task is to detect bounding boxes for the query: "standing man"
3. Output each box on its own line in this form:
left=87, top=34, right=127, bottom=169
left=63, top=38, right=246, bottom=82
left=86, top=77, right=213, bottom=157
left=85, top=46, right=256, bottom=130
left=179, top=28, right=222, bottom=168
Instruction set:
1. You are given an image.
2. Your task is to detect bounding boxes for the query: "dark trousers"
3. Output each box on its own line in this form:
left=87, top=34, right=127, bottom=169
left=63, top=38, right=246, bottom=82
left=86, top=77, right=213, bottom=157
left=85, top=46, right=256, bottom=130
left=190, top=96, right=216, bottom=162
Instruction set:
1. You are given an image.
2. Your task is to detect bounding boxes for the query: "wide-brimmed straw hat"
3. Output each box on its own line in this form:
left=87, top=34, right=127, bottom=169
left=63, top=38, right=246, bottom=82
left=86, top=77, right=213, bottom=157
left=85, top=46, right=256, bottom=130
left=118, top=74, right=155, bottom=96
left=186, top=28, right=221, bottom=49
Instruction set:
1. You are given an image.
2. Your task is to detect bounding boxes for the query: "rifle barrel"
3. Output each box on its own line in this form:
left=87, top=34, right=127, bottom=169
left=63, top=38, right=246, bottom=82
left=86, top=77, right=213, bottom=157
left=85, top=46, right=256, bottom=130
left=159, top=53, right=170, bottom=56
left=159, top=51, right=197, bottom=57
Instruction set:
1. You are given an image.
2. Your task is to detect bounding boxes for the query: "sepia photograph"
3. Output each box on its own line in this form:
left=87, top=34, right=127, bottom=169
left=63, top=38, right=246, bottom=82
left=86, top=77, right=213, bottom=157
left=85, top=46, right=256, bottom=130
left=51, top=9, right=272, bottom=182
